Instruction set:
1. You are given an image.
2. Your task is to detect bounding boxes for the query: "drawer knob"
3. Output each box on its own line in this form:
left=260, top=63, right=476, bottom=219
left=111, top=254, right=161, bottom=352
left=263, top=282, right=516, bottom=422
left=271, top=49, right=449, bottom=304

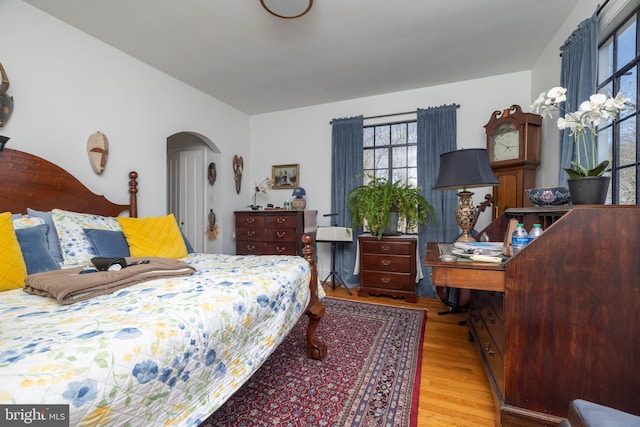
left=381, top=259, right=391, bottom=266
left=276, top=217, right=286, bottom=224
left=380, top=276, right=390, bottom=284
left=276, top=231, right=286, bottom=238
left=381, top=244, right=391, bottom=251
left=246, top=245, right=256, bottom=251
left=276, top=246, right=286, bottom=253
left=245, top=217, right=255, bottom=224
left=246, top=230, right=256, bottom=237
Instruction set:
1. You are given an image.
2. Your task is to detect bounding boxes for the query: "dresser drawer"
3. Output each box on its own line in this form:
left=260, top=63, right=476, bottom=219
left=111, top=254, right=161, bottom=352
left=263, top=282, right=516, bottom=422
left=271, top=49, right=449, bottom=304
left=360, top=239, right=413, bottom=255
left=236, top=227, right=268, bottom=240
left=475, top=313, right=505, bottom=398
left=361, top=270, right=414, bottom=291
left=236, top=240, right=267, bottom=255
left=264, top=241, right=298, bottom=255
left=265, top=214, right=299, bottom=228
left=235, top=214, right=266, bottom=228
left=472, top=291, right=504, bottom=354
left=265, top=228, right=298, bottom=242
left=362, top=254, right=412, bottom=273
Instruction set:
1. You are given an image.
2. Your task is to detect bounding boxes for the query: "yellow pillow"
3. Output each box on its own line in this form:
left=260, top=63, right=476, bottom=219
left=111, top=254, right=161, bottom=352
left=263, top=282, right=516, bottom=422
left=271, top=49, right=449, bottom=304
left=117, top=214, right=188, bottom=259
left=0, top=212, right=28, bottom=291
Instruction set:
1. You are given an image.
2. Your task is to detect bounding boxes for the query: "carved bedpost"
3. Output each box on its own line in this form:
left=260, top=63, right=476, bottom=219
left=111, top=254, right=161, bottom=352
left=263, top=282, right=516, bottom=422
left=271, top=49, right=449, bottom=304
left=302, top=233, right=327, bottom=361
left=128, top=171, right=139, bottom=218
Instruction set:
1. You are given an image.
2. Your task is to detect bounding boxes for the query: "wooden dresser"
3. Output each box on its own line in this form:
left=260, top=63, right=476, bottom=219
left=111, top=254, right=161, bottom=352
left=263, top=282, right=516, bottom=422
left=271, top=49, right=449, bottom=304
left=357, top=235, right=417, bottom=303
left=234, top=210, right=315, bottom=256
left=426, top=206, right=640, bottom=426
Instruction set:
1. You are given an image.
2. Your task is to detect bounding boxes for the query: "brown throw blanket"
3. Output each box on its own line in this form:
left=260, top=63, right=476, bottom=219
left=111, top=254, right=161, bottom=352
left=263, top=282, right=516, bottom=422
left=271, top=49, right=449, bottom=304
left=24, top=257, right=196, bottom=304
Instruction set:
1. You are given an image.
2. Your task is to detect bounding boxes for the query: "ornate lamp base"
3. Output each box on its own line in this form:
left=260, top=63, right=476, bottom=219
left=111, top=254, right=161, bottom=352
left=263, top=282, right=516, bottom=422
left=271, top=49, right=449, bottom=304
left=455, top=191, right=494, bottom=242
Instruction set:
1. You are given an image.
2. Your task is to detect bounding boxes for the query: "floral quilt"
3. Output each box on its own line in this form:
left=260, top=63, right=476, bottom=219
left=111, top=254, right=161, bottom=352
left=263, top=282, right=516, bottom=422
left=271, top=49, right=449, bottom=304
left=0, top=253, right=312, bottom=426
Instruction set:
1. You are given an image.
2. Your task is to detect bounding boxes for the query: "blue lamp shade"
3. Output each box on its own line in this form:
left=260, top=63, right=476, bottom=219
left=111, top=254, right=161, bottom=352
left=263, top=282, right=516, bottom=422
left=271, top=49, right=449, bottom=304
left=292, top=187, right=306, bottom=198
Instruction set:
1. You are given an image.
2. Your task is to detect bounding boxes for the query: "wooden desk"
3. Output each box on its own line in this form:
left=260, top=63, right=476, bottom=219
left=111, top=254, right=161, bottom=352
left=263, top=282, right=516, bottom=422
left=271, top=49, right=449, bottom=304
left=424, top=206, right=640, bottom=426
left=424, top=242, right=505, bottom=292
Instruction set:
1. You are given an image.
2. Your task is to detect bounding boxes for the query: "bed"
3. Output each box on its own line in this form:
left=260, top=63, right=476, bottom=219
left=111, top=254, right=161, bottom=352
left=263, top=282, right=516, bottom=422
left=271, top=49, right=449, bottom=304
left=0, top=148, right=326, bottom=426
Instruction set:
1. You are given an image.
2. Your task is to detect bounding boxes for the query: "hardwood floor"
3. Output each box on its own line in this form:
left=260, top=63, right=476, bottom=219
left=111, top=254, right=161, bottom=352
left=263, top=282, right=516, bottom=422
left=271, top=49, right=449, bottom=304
left=323, top=286, right=497, bottom=427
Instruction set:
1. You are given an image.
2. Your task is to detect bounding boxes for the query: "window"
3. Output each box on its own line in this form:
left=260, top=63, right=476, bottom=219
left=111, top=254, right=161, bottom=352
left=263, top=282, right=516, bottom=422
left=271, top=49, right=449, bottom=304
left=363, top=121, right=417, bottom=186
left=598, top=7, right=640, bottom=204
left=362, top=120, right=419, bottom=233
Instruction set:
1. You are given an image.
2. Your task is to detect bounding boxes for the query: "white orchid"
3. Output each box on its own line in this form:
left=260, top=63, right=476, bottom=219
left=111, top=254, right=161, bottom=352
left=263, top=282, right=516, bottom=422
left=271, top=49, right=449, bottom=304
left=531, top=87, right=632, bottom=178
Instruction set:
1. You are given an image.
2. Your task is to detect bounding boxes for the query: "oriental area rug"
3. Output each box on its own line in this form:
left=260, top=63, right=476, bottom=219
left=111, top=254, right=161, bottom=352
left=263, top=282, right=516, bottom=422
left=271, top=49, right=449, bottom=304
left=200, top=297, right=426, bottom=427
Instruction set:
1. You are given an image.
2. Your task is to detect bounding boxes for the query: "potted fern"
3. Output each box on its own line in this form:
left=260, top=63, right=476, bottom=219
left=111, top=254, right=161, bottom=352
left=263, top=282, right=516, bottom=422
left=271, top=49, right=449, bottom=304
left=347, top=175, right=435, bottom=239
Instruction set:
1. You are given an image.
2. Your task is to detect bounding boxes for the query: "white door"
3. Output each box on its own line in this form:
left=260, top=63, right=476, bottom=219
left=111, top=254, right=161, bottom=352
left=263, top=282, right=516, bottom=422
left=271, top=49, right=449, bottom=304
left=167, top=148, right=205, bottom=252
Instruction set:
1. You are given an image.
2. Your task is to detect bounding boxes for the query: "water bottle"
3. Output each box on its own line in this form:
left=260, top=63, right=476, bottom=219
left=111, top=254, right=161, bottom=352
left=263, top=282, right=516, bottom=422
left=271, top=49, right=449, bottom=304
left=511, top=223, right=529, bottom=255
left=528, top=224, right=543, bottom=242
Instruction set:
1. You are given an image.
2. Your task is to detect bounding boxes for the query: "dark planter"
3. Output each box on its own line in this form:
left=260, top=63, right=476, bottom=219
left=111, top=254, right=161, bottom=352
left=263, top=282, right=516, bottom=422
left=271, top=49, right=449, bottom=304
left=568, top=176, right=611, bottom=205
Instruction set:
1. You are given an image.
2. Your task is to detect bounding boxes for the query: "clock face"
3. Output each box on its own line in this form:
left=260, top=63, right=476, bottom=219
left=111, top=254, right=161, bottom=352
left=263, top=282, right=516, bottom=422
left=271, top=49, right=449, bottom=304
left=491, top=122, right=519, bottom=162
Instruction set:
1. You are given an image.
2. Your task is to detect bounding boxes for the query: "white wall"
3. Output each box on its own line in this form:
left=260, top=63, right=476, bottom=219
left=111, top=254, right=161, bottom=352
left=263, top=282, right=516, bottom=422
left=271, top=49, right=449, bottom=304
left=250, top=71, right=533, bottom=277
left=1, top=1, right=251, bottom=254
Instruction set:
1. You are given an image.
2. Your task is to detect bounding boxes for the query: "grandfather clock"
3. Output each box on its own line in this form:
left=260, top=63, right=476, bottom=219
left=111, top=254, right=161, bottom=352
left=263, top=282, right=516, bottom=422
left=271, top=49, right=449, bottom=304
left=485, top=105, right=542, bottom=219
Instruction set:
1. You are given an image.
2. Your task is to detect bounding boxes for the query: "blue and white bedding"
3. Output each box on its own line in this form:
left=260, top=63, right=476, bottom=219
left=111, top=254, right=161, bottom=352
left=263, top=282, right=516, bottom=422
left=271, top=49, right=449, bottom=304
left=0, top=253, right=312, bottom=426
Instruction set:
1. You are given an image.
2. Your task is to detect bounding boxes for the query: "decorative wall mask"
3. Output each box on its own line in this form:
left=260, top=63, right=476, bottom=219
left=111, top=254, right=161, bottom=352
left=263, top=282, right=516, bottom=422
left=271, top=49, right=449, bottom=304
left=0, top=63, right=14, bottom=127
left=207, top=209, right=219, bottom=240
left=87, top=131, right=109, bottom=174
left=233, top=155, right=243, bottom=194
left=208, top=162, right=217, bottom=186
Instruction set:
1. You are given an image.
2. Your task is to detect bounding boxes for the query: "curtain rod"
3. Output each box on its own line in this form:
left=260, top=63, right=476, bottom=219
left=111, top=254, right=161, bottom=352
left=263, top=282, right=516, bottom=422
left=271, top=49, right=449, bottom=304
left=597, top=0, right=610, bottom=16
left=329, top=104, right=460, bottom=125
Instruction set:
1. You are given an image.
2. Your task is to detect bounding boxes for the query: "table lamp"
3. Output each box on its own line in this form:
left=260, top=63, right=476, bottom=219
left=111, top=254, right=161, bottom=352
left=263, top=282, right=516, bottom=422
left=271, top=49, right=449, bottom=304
left=433, top=148, right=499, bottom=242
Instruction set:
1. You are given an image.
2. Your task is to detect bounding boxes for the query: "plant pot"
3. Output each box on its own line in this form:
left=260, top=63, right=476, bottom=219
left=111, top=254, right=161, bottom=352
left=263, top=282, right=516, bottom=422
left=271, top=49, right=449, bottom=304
left=382, top=211, right=400, bottom=235
left=568, top=176, right=610, bottom=205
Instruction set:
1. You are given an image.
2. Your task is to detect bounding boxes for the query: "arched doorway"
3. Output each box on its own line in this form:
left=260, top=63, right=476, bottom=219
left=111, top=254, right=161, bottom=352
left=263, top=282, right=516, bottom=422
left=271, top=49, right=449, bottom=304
left=167, top=132, right=221, bottom=254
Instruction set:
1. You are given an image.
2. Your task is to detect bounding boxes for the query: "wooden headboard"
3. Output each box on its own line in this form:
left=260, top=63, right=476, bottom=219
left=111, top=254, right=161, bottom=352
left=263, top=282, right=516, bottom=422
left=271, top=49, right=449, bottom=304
left=0, top=148, right=138, bottom=217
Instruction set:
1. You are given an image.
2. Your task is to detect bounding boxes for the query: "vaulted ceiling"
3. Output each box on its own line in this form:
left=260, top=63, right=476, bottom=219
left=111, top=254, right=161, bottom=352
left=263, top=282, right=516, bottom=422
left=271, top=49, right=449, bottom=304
left=24, top=0, right=579, bottom=114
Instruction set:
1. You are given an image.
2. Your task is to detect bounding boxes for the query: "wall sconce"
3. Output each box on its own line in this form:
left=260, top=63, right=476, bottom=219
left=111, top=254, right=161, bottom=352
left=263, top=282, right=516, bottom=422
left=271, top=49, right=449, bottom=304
left=433, top=148, right=499, bottom=242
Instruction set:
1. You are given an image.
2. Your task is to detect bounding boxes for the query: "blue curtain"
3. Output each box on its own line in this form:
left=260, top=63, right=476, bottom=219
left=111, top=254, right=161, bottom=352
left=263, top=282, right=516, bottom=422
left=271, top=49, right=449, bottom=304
left=417, top=105, right=458, bottom=298
left=330, top=116, right=363, bottom=288
left=559, top=12, right=599, bottom=187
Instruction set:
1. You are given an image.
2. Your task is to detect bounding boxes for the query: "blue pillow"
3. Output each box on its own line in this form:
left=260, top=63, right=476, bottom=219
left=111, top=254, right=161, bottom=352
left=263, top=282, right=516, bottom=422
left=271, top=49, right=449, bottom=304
left=27, top=208, right=64, bottom=263
left=83, top=229, right=131, bottom=258
left=15, top=224, right=61, bottom=274
left=181, top=230, right=195, bottom=254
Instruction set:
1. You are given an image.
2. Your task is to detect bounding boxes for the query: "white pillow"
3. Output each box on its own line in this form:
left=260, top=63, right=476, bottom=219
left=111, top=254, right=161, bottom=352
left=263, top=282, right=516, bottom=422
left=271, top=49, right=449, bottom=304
left=51, top=209, right=121, bottom=266
left=12, top=217, right=45, bottom=230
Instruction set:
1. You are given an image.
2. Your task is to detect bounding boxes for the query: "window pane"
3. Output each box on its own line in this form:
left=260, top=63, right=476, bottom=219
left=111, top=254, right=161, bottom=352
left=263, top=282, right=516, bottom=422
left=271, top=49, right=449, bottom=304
left=408, top=122, right=417, bottom=143
left=408, top=145, right=417, bottom=167
left=620, top=115, right=637, bottom=168
left=393, top=146, right=407, bottom=167
left=620, top=64, right=638, bottom=119
left=619, top=165, right=637, bottom=204
left=392, top=168, right=407, bottom=184
left=363, top=148, right=375, bottom=169
left=617, top=16, right=637, bottom=72
left=391, top=124, right=406, bottom=145
left=363, top=127, right=374, bottom=148
left=407, top=167, right=418, bottom=187
left=374, top=147, right=389, bottom=170
left=599, top=38, right=614, bottom=82
left=375, top=126, right=390, bottom=147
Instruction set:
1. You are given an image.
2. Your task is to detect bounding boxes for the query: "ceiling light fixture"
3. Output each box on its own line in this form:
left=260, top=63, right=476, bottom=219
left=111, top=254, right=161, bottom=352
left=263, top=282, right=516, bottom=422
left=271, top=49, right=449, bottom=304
left=260, top=0, right=313, bottom=19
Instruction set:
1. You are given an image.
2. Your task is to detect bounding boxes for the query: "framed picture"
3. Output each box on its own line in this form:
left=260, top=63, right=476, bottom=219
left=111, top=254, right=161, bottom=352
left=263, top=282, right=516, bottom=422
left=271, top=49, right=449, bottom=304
left=271, top=164, right=299, bottom=189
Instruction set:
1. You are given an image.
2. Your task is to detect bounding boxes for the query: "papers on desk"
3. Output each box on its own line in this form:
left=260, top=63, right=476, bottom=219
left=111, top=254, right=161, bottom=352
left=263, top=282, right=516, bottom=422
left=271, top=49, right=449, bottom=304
left=453, top=241, right=505, bottom=254
left=446, top=241, right=507, bottom=264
